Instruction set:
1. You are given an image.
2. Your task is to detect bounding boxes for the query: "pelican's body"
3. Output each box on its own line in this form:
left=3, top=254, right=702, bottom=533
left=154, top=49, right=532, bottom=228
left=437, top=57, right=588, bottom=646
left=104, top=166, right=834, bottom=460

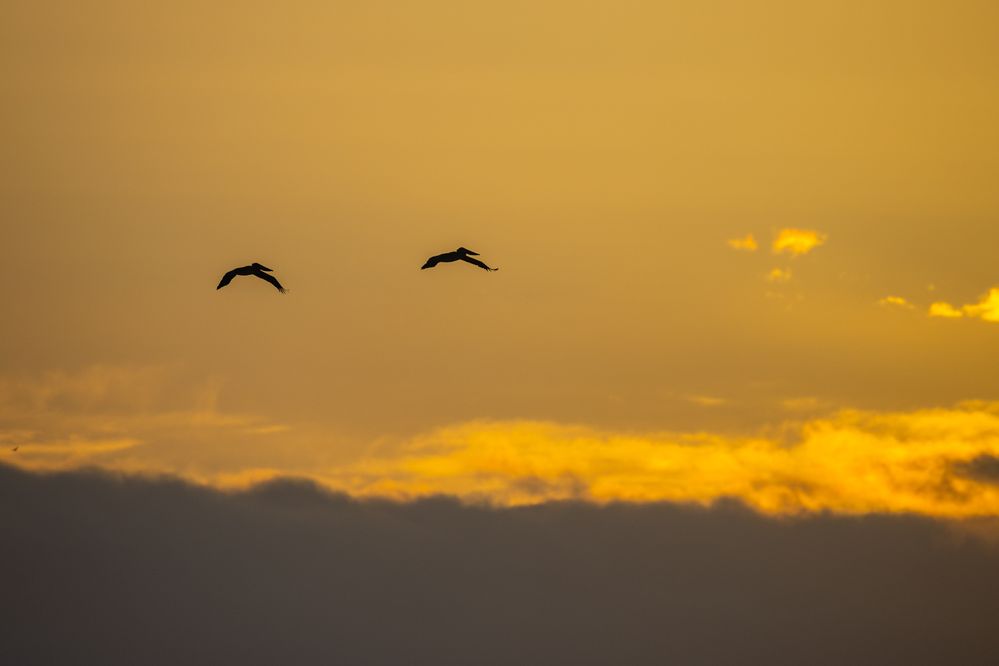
left=216, top=263, right=287, bottom=293
left=421, top=247, right=498, bottom=272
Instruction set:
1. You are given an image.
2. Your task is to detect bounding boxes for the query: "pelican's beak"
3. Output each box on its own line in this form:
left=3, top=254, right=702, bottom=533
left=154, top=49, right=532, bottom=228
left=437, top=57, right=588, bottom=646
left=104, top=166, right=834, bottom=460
left=258, top=265, right=273, bottom=272
left=465, top=249, right=480, bottom=255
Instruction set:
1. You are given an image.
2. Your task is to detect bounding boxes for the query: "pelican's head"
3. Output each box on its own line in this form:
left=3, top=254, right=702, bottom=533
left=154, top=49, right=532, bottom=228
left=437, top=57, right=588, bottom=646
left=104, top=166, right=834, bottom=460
left=456, top=247, right=479, bottom=256
left=252, top=262, right=274, bottom=272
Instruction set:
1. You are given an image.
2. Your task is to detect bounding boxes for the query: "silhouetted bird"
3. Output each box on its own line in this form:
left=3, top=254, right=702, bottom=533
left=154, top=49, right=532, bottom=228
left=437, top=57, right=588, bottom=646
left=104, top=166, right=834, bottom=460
left=11, top=446, right=18, bottom=452
left=216, top=263, right=287, bottom=293
left=421, top=247, right=498, bottom=272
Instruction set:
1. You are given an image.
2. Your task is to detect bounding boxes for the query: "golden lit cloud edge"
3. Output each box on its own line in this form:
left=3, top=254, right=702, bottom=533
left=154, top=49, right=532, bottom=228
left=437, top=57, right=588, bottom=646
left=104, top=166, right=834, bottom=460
left=8, top=402, right=999, bottom=519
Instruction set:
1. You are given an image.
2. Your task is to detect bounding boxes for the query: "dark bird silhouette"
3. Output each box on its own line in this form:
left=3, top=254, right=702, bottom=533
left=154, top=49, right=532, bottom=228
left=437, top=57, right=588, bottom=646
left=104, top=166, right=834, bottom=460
left=11, top=446, right=18, bottom=452
left=216, top=263, right=287, bottom=293
left=421, top=247, right=498, bottom=272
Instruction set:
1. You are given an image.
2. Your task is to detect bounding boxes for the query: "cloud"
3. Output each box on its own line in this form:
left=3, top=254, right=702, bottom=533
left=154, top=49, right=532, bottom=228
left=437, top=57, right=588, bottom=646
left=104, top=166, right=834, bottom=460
left=8, top=368, right=999, bottom=519
left=0, top=365, right=303, bottom=478
left=929, top=288, right=999, bottom=322
left=2, top=463, right=999, bottom=666
left=766, top=267, right=792, bottom=283
left=772, top=228, right=827, bottom=256
left=963, top=287, right=999, bottom=322
left=727, top=233, right=758, bottom=251
left=317, top=405, right=999, bottom=517
left=12, top=438, right=141, bottom=469
left=929, top=301, right=964, bottom=318
left=879, top=295, right=915, bottom=310
left=953, top=454, right=999, bottom=484
left=685, top=394, right=727, bottom=407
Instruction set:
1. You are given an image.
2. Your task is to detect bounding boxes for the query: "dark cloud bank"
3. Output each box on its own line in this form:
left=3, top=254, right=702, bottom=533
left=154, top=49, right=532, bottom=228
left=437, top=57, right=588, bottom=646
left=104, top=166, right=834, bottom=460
left=2, top=464, right=999, bottom=666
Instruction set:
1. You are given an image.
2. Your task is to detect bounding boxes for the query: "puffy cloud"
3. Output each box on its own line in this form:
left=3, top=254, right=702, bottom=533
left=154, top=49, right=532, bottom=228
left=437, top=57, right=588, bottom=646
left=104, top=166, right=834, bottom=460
left=963, top=287, right=999, bottom=322
left=772, top=228, right=827, bottom=256
left=929, top=302, right=964, bottom=318
left=727, top=233, right=758, bottom=251
left=929, top=288, right=999, bottom=322
left=879, top=295, right=914, bottom=309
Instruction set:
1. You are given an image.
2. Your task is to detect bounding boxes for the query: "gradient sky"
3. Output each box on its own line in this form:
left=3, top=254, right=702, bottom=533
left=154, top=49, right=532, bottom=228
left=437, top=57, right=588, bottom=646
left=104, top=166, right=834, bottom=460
left=3, top=1, right=999, bottom=515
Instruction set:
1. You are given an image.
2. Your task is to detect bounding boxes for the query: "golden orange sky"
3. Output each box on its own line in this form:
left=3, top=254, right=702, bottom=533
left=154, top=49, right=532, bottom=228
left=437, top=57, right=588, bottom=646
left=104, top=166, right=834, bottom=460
left=2, top=1, right=998, bottom=516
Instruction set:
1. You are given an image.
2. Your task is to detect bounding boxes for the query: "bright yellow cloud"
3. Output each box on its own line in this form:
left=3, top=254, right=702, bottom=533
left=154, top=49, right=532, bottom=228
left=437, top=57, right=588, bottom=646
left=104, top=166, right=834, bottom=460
left=963, top=287, right=999, bottom=322
left=766, top=268, right=792, bottom=283
left=311, top=405, right=999, bottom=517
left=929, top=302, right=964, bottom=318
left=927, top=287, right=999, bottom=323
left=9, top=404, right=999, bottom=518
left=772, top=228, right=827, bottom=256
left=878, top=296, right=914, bottom=310
left=727, top=234, right=758, bottom=252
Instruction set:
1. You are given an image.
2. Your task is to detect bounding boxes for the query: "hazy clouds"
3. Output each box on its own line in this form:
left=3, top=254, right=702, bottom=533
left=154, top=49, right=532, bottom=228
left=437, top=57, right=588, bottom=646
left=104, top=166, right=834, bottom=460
left=6, top=365, right=999, bottom=517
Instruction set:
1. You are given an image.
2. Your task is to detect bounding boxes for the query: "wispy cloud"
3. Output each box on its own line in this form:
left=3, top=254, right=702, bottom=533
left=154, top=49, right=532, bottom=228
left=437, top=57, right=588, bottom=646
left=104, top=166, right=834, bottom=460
left=766, top=267, right=792, bottom=283
left=1, top=365, right=294, bottom=476
left=879, top=295, right=915, bottom=310
left=772, top=228, right=827, bottom=256
left=727, top=234, right=758, bottom=251
left=685, top=395, right=727, bottom=407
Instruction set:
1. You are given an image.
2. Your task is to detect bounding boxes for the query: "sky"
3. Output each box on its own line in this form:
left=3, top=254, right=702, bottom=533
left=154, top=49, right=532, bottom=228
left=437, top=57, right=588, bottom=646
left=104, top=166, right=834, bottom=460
left=3, top=1, right=999, bottom=516
left=4, top=2, right=999, bottom=661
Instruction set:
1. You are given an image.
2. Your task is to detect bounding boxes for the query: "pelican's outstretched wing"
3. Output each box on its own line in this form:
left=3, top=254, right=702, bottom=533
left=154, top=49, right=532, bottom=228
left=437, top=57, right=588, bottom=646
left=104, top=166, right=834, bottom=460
left=460, top=256, right=498, bottom=271
left=254, top=271, right=287, bottom=293
left=421, top=253, right=446, bottom=269
left=217, top=269, right=239, bottom=289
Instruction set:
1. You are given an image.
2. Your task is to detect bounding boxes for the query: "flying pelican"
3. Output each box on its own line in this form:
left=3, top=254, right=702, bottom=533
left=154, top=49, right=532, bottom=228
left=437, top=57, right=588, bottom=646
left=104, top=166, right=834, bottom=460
left=421, top=247, right=498, bottom=272
left=216, top=263, right=287, bottom=293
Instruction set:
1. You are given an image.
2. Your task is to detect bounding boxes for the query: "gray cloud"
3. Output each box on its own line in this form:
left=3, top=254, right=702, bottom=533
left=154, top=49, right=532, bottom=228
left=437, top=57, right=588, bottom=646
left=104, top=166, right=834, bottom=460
left=953, top=454, right=999, bottom=484
left=2, top=464, right=999, bottom=665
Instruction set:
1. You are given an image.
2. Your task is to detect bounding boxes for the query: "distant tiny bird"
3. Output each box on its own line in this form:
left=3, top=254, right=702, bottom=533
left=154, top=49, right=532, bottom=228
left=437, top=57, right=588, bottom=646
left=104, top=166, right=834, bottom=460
left=216, top=263, right=287, bottom=293
left=11, top=446, right=18, bottom=452
left=421, top=247, right=498, bottom=272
